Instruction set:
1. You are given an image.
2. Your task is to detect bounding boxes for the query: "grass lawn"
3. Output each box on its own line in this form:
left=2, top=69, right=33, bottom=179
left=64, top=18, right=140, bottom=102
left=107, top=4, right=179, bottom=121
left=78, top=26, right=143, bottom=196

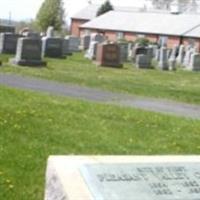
left=0, top=53, right=200, bottom=104
left=0, top=85, right=200, bottom=199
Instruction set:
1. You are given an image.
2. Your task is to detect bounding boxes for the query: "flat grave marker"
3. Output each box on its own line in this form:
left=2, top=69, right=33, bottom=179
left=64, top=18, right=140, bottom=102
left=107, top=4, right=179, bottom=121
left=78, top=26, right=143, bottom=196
left=44, top=156, right=200, bottom=200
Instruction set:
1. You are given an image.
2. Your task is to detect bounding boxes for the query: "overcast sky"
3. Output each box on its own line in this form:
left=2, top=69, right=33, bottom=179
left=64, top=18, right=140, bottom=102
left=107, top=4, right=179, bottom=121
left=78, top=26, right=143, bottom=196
left=0, top=0, right=147, bottom=21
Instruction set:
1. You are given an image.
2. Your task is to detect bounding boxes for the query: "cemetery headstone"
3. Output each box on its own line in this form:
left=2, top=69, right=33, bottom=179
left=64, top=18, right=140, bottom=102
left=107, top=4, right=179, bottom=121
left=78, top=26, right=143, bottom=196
left=128, top=43, right=134, bottom=61
left=85, top=41, right=98, bottom=60
left=132, top=45, right=147, bottom=62
left=183, top=46, right=194, bottom=67
left=90, top=33, right=105, bottom=43
left=168, top=46, right=177, bottom=70
left=44, top=156, right=200, bottom=200
left=42, top=37, right=64, bottom=58
left=26, top=32, right=40, bottom=39
left=46, top=26, right=54, bottom=37
left=159, top=47, right=169, bottom=70
left=96, top=43, right=123, bottom=68
left=136, top=54, right=152, bottom=69
left=65, top=36, right=80, bottom=52
left=118, top=42, right=129, bottom=62
left=155, top=49, right=160, bottom=61
left=0, top=33, right=21, bottom=54
left=146, top=47, right=154, bottom=59
left=80, top=34, right=91, bottom=50
left=176, top=45, right=185, bottom=64
left=62, top=38, right=71, bottom=56
left=187, top=53, right=200, bottom=71
left=10, top=37, right=46, bottom=66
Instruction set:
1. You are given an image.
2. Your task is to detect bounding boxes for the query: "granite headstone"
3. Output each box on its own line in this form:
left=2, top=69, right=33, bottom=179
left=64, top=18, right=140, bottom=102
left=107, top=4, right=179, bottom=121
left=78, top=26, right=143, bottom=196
left=10, top=37, right=46, bottom=66
left=96, top=43, right=123, bottom=68
left=0, top=33, right=21, bottom=54
left=42, top=37, right=64, bottom=58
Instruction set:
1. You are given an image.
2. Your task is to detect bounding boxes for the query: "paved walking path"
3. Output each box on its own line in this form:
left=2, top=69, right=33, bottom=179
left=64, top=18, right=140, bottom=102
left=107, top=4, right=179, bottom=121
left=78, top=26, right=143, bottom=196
left=1, top=73, right=200, bottom=119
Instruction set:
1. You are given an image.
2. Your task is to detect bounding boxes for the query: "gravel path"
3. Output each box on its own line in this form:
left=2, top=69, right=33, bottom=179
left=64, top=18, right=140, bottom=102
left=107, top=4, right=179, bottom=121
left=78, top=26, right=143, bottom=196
left=1, top=73, right=200, bottom=119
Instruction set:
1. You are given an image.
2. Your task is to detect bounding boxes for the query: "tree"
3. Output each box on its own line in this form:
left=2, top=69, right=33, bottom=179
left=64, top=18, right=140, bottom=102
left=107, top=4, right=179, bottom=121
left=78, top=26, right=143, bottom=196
left=96, top=0, right=114, bottom=17
left=36, top=0, right=65, bottom=32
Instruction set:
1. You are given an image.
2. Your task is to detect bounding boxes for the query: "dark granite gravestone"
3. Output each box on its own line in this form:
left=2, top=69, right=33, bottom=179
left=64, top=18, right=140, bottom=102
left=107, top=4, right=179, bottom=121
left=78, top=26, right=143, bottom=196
left=96, top=43, right=123, bottom=68
left=42, top=37, right=64, bottom=58
left=62, top=38, right=71, bottom=56
left=131, top=45, right=148, bottom=62
left=118, top=42, right=129, bottom=62
left=136, top=54, right=152, bottom=69
left=0, top=33, right=21, bottom=54
left=65, top=36, right=80, bottom=52
left=80, top=34, right=91, bottom=50
left=10, top=37, right=46, bottom=66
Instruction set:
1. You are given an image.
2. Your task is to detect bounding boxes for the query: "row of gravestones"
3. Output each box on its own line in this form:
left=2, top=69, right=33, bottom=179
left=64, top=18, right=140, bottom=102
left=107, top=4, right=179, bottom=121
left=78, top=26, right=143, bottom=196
left=82, top=33, right=131, bottom=68
left=0, top=28, right=80, bottom=67
left=132, top=44, right=200, bottom=71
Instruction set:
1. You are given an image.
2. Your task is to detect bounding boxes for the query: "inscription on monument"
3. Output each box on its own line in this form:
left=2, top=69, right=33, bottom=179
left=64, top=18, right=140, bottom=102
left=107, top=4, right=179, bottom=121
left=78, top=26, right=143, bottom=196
left=80, top=163, right=200, bottom=200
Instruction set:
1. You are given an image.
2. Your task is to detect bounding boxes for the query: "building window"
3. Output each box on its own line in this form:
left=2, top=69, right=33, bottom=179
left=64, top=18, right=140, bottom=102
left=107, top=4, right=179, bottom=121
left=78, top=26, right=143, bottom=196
left=137, top=34, right=145, bottom=38
left=116, top=32, right=124, bottom=40
left=158, top=36, right=168, bottom=46
left=188, top=39, right=195, bottom=47
left=84, top=29, right=91, bottom=35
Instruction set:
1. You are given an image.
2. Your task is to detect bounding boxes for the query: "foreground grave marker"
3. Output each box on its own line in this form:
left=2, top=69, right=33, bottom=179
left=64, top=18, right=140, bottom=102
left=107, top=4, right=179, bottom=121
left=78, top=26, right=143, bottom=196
left=10, top=38, right=46, bottom=66
left=44, top=156, right=200, bottom=200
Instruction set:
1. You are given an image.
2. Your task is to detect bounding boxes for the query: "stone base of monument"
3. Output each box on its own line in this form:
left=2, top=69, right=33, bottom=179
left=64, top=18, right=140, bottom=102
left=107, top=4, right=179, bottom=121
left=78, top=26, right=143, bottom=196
left=10, top=58, right=47, bottom=67
left=95, top=61, right=123, bottom=68
left=44, top=156, right=200, bottom=200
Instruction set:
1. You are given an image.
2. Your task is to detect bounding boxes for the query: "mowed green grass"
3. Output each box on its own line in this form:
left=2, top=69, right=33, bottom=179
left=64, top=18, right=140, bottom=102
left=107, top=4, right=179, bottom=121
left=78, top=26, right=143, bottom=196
left=0, top=85, right=200, bottom=200
left=0, top=53, right=200, bottom=104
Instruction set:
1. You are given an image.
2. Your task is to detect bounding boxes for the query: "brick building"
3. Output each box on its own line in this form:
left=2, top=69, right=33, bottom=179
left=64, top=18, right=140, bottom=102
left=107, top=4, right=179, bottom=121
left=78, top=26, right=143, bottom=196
left=70, top=4, right=140, bottom=37
left=80, top=11, right=200, bottom=50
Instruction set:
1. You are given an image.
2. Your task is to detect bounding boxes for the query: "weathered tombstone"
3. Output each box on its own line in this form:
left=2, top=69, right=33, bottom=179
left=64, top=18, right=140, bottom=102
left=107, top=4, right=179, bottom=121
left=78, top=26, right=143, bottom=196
left=167, top=48, right=172, bottom=59
left=42, top=37, right=64, bottom=58
left=26, top=32, right=40, bottom=39
left=62, top=38, right=71, bottom=56
left=0, top=33, right=21, bottom=54
left=80, top=34, right=91, bottom=50
left=136, top=54, right=151, bottom=69
left=96, top=43, right=123, bottom=68
left=90, top=33, right=105, bottom=43
left=85, top=41, right=98, bottom=60
left=10, top=37, right=46, bottom=66
left=155, top=49, right=160, bottom=61
left=183, top=46, right=193, bottom=67
left=46, top=26, right=54, bottom=37
left=150, top=44, right=158, bottom=58
left=45, top=156, right=200, bottom=200
left=146, top=47, right=154, bottom=59
left=168, top=46, right=177, bottom=71
left=176, top=45, right=185, bottom=64
left=159, top=47, right=169, bottom=70
left=118, top=42, right=129, bottom=62
left=65, top=35, right=80, bottom=52
left=128, top=43, right=134, bottom=61
left=187, top=53, right=200, bottom=71
left=132, top=45, right=147, bottom=62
